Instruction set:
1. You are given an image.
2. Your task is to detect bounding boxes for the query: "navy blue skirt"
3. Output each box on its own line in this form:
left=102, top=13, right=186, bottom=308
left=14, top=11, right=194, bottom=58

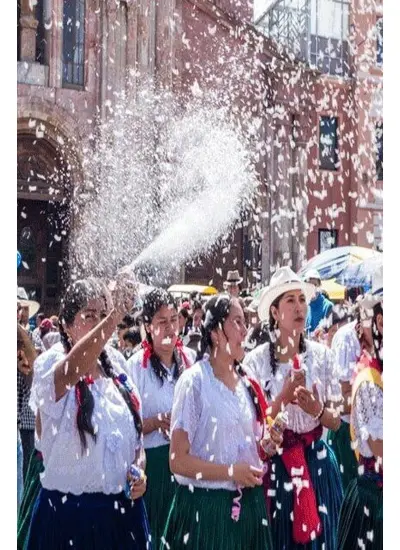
left=266, top=439, right=344, bottom=550
left=25, top=488, right=152, bottom=550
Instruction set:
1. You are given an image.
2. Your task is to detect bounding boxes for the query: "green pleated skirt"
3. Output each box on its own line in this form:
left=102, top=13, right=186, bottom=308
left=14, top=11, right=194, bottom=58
left=327, top=421, right=358, bottom=491
left=337, top=475, right=383, bottom=550
left=144, top=444, right=177, bottom=548
left=160, top=483, right=273, bottom=550
left=266, top=439, right=344, bottom=550
left=17, top=449, right=44, bottom=550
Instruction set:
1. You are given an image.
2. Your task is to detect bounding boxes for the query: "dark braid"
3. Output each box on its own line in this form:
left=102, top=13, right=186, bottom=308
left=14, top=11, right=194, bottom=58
left=59, top=322, right=97, bottom=452
left=142, top=288, right=182, bottom=383
left=145, top=332, right=182, bottom=384
left=59, top=277, right=142, bottom=452
left=235, top=361, right=265, bottom=423
left=372, top=302, right=383, bottom=370
left=98, top=350, right=143, bottom=435
left=267, top=295, right=307, bottom=400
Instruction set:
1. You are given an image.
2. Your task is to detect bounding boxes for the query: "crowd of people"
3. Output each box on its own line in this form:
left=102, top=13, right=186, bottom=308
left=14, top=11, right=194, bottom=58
left=16, top=263, right=383, bottom=549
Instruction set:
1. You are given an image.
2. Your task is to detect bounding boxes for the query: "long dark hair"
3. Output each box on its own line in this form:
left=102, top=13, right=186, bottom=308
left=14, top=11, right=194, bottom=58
left=59, top=278, right=142, bottom=452
left=268, top=293, right=307, bottom=378
left=372, top=302, right=383, bottom=370
left=142, top=288, right=183, bottom=383
left=197, top=294, right=265, bottom=421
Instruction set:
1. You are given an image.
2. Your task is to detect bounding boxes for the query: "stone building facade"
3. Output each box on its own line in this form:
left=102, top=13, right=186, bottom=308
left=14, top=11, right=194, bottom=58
left=17, top=0, right=383, bottom=312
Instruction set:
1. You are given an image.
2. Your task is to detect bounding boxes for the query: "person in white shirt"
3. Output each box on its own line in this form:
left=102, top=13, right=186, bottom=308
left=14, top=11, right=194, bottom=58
left=160, top=294, right=282, bottom=550
left=337, top=270, right=383, bottom=550
left=328, top=296, right=375, bottom=491
left=127, top=288, right=196, bottom=547
left=24, top=276, right=151, bottom=550
left=244, top=266, right=343, bottom=550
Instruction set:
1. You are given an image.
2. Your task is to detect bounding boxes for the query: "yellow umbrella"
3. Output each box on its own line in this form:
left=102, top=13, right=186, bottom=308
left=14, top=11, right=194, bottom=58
left=321, top=279, right=346, bottom=301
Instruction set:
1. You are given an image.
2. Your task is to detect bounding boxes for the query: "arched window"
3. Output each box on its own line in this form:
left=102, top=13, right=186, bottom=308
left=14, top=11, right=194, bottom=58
left=62, top=0, right=85, bottom=87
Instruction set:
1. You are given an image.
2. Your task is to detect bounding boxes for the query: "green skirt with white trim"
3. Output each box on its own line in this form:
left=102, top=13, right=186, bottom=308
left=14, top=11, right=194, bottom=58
left=327, top=421, right=358, bottom=491
left=337, top=475, right=383, bottom=550
left=17, top=449, right=44, bottom=550
left=160, top=484, right=273, bottom=550
left=144, top=444, right=177, bottom=548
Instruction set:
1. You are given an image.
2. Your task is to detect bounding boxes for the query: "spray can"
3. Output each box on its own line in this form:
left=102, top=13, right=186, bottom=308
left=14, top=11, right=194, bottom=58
left=261, top=411, right=288, bottom=456
left=125, top=464, right=143, bottom=500
left=291, top=354, right=305, bottom=404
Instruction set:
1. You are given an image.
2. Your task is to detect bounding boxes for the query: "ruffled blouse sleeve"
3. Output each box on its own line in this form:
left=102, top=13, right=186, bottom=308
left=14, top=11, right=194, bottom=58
left=171, top=369, right=202, bottom=445
left=29, top=346, right=69, bottom=419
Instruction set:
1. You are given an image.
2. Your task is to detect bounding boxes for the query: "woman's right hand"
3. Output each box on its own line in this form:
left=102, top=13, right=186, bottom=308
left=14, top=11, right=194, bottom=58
left=110, top=272, right=137, bottom=317
left=232, top=463, right=264, bottom=488
left=280, top=371, right=306, bottom=404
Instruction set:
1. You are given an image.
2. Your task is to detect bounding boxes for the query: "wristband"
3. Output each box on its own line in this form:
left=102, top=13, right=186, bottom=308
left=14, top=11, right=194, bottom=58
left=313, top=402, right=325, bottom=421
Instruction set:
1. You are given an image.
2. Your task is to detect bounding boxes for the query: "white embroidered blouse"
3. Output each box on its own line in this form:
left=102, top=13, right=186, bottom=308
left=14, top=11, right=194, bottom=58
left=29, top=342, right=143, bottom=495
left=352, top=379, right=383, bottom=458
left=127, top=346, right=196, bottom=449
left=243, top=340, right=342, bottom=434
left=171, top=358, right=263, bottom=491
left=331, top=321, right=361, bottom=423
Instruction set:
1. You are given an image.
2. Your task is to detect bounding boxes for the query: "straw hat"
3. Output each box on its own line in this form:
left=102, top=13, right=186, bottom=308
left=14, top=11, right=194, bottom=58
left=258, top=267, right=315, bottom=322
left=224, top=270, right=243, bottom=285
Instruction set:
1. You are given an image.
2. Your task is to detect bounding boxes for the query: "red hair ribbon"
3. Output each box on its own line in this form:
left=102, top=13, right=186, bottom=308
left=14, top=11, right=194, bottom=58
left=141, top=338, right=191, bottom=370
left=175, top=338, right=191, bottom=369
left=141, top=340, right=153, bottom=368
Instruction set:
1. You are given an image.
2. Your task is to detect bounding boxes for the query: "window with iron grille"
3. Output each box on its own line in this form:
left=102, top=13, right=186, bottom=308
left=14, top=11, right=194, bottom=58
left=255, top=0, right=350, bottom=77
left=309, top=0, right=350, bottom=76
left=376, top=122, right=383, bottom=181
left=319, top=116, right=338, bottom=171
left=376, top=17, right=383, bottom=65
left=35, top=0, right=46, bottom=64
left=62, top=0, right=85, bottom=87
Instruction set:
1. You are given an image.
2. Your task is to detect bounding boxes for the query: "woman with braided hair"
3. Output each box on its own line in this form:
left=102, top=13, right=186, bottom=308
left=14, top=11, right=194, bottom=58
left=336, top=268, right=383, bottom=550
left=160, top=294, right=281, bottom=550
left=126, top=288, right=196, bottom=547
left=24, top=276, right=152, bottom=550
left=244, top=266, right=343, bottom=550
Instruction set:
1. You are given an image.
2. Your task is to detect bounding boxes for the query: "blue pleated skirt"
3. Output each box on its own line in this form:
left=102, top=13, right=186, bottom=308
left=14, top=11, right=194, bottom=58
left=25, top=488, right=152, bottom=550
left=265, top=439, right=344, bottom=550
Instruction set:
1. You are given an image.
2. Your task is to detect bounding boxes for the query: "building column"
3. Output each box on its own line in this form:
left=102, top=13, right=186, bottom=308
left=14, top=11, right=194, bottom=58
left=19, top=0, right=38, bottom=62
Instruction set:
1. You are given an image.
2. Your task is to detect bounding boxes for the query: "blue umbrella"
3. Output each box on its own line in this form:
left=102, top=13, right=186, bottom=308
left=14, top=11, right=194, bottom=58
left=299, top=246, right=381, bottom=281
left=335, top=255, right=382, bottom=289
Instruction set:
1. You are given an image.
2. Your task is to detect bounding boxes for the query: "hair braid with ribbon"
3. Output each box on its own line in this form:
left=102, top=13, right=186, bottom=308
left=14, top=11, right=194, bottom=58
left=59, top=322, right=97, bottom=451
left=267, top=295, right=306, bottom=399
left=198, top=294, right=266, bottom=423
left=372, top=302, right=383, bottom=370
left=59, top=278, right=142, bottom=453
left=141, top=288, right=190, bottom=382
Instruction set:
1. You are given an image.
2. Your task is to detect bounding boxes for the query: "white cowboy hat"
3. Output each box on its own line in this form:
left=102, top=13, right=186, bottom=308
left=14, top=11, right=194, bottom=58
left=17, top=287, right=40, bottom=319
left=258, top=266, right=316, bottom=322
left=224, top=270, right=243, bottom=286
left=303, top=268, right=321, bottom=282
